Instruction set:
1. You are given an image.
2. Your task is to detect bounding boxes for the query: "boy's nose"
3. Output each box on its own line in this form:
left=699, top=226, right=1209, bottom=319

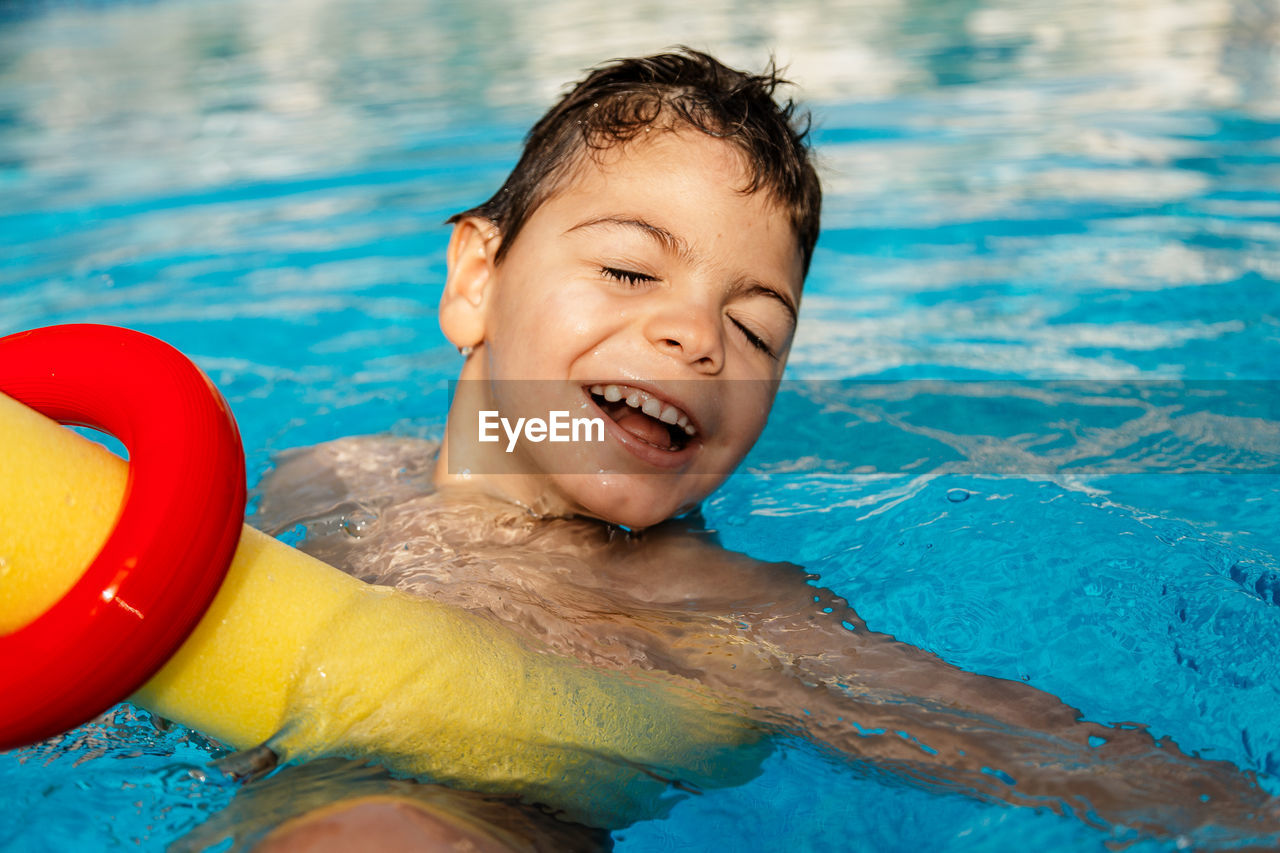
left=643, top=302, right=724, bottom=373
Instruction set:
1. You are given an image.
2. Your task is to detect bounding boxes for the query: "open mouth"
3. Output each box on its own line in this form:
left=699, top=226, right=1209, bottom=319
left=586, top=383, right=697, bottom=453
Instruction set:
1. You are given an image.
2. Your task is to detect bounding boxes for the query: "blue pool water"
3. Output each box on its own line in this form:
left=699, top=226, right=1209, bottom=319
left=2, top=0, right=1280, bottom=849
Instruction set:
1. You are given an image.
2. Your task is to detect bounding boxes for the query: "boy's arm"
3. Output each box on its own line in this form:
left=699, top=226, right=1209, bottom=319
left=783, top=624, right=1275, bottom=844
left=625, top=526, right=1278, bottom=847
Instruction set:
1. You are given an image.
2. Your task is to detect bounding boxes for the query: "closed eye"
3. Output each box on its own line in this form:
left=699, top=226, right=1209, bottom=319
left=601, top=266, right=657, bottom=286
left=729, top=316, right=777, bottom=359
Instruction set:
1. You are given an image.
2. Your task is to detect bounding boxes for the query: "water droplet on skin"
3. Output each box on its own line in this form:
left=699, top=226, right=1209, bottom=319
left=946, top=488, right=970, bottom=503
left=340, top=508, right=377, bottom=538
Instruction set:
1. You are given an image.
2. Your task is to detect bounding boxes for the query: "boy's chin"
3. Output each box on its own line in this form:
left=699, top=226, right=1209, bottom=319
left=551, top=473, right=714, bottom=531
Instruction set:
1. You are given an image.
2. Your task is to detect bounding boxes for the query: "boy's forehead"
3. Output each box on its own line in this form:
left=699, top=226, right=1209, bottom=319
left=529, top=129, right=805, bottom=290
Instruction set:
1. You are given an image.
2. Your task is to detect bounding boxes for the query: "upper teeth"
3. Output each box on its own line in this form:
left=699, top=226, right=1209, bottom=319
left=589, top=384, right=696, bottom=436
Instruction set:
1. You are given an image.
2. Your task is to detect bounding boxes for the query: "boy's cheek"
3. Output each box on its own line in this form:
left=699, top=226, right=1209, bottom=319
left=489, top=283, right=615, bottom=360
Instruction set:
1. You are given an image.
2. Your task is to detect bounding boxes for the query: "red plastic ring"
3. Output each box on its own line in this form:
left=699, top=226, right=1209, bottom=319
left=0, top=325, right=245, bottom=749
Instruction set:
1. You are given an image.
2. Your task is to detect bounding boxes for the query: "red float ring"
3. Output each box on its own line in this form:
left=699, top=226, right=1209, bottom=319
left=0, top=325, right=245, bottom=750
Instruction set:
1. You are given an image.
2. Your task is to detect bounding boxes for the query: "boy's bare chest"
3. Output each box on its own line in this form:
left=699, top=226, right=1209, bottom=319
left=295, top=496, right=802, bottom=689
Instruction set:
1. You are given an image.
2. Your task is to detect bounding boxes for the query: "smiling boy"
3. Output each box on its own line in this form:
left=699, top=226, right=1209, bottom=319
left=434, top=51, right=818, bottom=529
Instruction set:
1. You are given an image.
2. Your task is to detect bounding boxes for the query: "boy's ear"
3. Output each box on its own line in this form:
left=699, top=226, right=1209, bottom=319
left=439, top=216, right=501, bottom=350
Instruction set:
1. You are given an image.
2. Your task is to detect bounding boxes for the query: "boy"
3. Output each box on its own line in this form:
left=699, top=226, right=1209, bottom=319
left=432, top=48, right=816, bottom=530
left=248, top=50, right=1276, bottom=851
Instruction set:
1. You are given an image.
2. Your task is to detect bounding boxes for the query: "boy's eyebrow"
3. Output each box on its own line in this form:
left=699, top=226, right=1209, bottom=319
left=566, top=216, right=694, bottom=262
left=565, top=215, right=799, bottom=324
left=733, top=280, right=798, bottom=327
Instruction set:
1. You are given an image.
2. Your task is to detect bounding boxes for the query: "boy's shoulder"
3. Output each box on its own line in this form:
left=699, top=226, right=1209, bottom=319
left=251, top=434, right=438, bottom=537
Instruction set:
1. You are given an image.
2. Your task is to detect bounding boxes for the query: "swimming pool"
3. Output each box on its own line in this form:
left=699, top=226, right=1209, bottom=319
left=2, top=0, right=1279, bottom=849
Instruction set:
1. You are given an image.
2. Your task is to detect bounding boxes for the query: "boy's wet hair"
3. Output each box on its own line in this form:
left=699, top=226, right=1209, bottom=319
left=451, top=48, right=822, bottom=276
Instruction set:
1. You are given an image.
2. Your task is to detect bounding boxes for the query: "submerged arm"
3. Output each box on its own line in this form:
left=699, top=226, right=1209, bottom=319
left=768, top=613, right=1273, bottom=843
left=624, top=526, right=1278, bottom=847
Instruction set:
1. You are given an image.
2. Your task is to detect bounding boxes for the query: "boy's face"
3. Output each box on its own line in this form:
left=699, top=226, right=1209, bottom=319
left=439, top=129, right=804, bottom=529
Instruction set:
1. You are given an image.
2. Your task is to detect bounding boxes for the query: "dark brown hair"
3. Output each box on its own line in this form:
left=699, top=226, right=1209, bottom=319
left=450, top=48, right=822, bottom=276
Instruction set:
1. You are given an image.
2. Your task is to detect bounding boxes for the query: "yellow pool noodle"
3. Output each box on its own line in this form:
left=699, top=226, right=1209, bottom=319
left=0, top=392, right=766, bottom=828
